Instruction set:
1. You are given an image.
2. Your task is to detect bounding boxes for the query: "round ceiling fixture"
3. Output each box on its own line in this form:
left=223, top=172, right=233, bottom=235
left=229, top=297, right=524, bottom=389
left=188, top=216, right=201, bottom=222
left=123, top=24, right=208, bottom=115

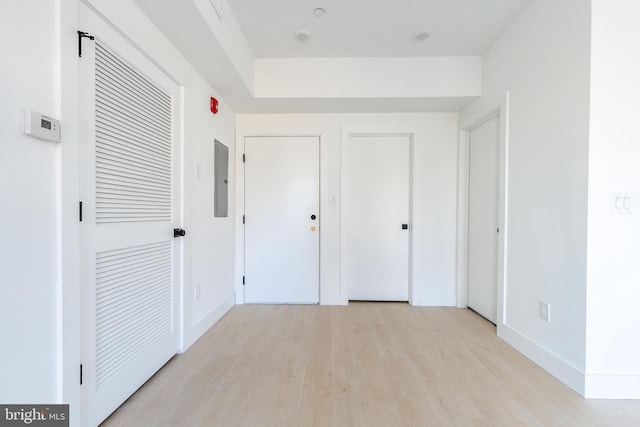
left=414, top=30, right=431, bottom=41
left=295, top=30, right=311, bottom=42
left=313, top=8, right=326, bottom=18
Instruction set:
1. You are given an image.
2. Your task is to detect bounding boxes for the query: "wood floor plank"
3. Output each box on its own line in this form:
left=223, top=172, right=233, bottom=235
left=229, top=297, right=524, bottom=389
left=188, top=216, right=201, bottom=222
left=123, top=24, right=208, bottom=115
left=102, top=303, right=640, bottom=426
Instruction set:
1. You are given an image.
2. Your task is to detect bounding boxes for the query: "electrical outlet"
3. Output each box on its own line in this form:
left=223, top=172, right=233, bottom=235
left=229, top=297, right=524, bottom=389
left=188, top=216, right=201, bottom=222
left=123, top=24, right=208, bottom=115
left=539, top=301, right=550, bottom=322
left=195, top=284, right=201, bottom=301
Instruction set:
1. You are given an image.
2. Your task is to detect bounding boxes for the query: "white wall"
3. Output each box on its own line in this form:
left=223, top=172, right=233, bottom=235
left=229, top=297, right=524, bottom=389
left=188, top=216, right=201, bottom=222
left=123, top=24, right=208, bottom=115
left=236, top=113, right=459, bottom=306
left=254, top=57, right=481, bottom=99
left=0, top=1, right=59, bottom=403
left=585, top=0, right=640, bottom=398
left=0, top=0, right=237, bottom=422
left=460, top=0, right=591, bottom=393
left=182, top=89, right=237, bottom=349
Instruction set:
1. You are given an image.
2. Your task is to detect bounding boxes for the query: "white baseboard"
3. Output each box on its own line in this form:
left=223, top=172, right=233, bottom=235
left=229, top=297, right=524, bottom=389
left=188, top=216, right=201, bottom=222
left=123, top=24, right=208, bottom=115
left=498, top=324, right=586, bottom=396
left=412, top=292, right=457, bottom=307
left=321, top=292, right=348, bottom=306
left=585, top=374, right=640, bottom=399
left=182, top=292, right=235, bottom=351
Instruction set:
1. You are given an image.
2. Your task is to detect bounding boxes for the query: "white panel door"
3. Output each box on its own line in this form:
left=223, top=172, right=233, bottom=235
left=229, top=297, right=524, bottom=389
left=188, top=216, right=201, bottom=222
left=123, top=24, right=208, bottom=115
left=244, top=136, right=319, bottom=303
left=79, top=5, right=181, bottom=425
left=347, top=135, right=410, bottom=301
left=467, top=115, right=500, bottom=323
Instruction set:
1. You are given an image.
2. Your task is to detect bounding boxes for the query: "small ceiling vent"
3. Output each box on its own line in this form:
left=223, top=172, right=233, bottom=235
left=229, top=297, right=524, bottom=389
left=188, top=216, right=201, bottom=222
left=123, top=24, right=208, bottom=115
left=295, top=30, right=311, bottom=42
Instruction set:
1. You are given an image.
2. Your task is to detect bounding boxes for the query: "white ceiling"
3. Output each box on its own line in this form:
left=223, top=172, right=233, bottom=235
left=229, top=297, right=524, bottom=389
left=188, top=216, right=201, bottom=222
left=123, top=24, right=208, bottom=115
left=228, top=0, right=532, bottom=58
left=133, top=0, right=532, bottom=113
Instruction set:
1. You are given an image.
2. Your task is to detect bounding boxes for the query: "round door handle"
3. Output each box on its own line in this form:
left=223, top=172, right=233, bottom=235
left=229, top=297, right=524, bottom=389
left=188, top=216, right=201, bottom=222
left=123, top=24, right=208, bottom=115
left=311, top=214, right=317, bottom=220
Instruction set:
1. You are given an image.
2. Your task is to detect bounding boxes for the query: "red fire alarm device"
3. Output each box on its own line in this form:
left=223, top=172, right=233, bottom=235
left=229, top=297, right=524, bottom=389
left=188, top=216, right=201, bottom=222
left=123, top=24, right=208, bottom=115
left=210, top=97, right=219, bottom=114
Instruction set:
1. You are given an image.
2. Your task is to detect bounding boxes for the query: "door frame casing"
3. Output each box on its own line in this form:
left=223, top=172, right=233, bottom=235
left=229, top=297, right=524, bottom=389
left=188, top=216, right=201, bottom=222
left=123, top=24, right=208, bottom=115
left=340, top=127, right=417, bottom=305
left=456, top=92, right=510, bottom=329
left=58, top=0, right=82, bottom=422
left=235, top=128, right=328, bottom=304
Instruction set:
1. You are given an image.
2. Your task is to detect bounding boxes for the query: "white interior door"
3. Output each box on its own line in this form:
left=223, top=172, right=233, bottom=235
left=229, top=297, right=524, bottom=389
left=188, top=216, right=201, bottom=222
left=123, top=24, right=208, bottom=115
left=347, top=135, right=410, bottom=301
left=467, top=115, right=500, bottom=323
left=244, top=136, right=319, bottom=303
left=79, top=5, right=182, bottom=425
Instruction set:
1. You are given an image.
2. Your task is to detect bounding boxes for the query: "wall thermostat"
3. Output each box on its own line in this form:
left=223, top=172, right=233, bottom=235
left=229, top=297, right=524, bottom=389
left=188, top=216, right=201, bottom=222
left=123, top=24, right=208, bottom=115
left=23, top=110, right=61, bottom=143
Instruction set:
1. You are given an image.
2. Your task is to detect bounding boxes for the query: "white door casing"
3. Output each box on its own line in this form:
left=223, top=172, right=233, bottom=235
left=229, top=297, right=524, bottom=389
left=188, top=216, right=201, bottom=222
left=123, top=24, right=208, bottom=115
left=79, top=4, right=182, bottom=424
left=467, top=115, right=500, bottom=323
left=345, top=134, right=411, bottom=301
left=243, top=136, right=320, bottom=304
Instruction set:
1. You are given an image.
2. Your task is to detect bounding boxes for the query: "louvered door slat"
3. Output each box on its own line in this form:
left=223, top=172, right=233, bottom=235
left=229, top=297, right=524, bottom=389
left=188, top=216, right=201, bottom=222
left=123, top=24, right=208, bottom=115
left=96, top=152, right=171, bottom=181
left=97, top=288, right=171, bottom=344
left=95, top=123, right=171, bottom=161
left=95, top=241, right=173, bottom=389
left=95, top=80, right=173, bottom=131
left=95, top=47, right=172, bottom=113
left=96, top=143, right=169, bottom=171
left=97, top=257, right=169, bottom=284
left=96, top=257, right=169, bottom=289
left=96, top=277, right=172, bottom=321
left=95, top=99, right=172, bottom=146
left=96, top=181, right=171, bottom=198
left=96, top=318, right=171, bottom=387
left=95, top=41, right=172, bottom=224
left=96, top=171, right=171, bottom=191
left=95, top=114, right=170, bottom=158
left=96, top=44, right=171, bottom=110
left=96, top=160, right=171, bottom=186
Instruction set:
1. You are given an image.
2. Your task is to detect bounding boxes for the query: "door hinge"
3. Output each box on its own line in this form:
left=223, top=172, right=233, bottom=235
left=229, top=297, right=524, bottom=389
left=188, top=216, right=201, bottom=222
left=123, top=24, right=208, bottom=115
left=77, top=31, right=94, bottom=58
left=79, top=201, right=83, bottom=222
left=242, top=215, right=245, bottom=224
left=242, top=276, right=245, bottom=285
left=242, top=154, right=246, bottom=163
left=80, top=364, right=83, bottom=385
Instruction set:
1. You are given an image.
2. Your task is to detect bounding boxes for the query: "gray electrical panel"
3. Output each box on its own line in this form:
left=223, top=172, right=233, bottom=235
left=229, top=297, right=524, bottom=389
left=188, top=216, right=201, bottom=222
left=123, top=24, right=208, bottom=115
left=214, top=140, right=229, bottom=217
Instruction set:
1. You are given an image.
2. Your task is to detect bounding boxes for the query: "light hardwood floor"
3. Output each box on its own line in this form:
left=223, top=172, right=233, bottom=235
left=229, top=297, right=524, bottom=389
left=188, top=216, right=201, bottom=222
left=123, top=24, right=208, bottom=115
left=102, top=303, right=640, bottom=426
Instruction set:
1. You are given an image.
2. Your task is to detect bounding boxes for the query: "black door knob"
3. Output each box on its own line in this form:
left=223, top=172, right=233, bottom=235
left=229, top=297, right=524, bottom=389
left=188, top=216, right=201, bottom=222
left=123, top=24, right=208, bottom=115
left=311, top=214, right=317, bottom=220
left=402, top=224, right=409, bottom=230
left=173, top=228, right=186, bottom=238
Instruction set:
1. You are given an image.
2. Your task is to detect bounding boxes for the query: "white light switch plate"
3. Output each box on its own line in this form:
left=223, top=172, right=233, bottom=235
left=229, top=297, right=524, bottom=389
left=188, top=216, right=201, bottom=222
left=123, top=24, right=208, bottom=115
left=539, top=301, right=551, bottom=322
left=610, top=193, right=633, bottom=214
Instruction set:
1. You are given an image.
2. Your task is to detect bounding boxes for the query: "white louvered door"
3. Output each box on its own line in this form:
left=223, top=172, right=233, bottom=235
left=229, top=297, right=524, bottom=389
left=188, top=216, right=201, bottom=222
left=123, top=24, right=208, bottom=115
left=79, top=5, right=182, bottom=425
